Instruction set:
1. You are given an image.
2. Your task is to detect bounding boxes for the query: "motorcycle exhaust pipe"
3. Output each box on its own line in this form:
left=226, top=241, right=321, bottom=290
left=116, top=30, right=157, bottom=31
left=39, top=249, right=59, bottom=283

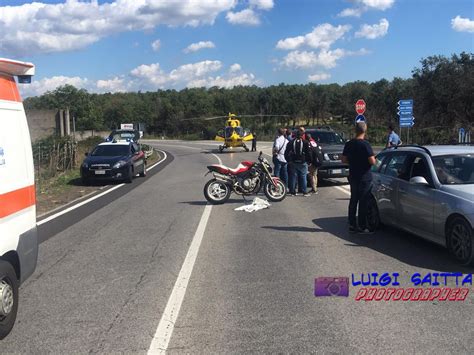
left=213, top=173, right=232, bottom=183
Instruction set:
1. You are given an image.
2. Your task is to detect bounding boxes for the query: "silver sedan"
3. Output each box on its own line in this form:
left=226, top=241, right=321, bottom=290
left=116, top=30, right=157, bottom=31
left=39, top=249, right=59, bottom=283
left=368, top=145, right=474, bottom=265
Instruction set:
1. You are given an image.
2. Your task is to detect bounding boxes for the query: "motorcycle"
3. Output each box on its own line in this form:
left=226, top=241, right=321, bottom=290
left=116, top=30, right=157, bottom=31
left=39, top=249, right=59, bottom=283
left=203, top=152, right=286, bottom=205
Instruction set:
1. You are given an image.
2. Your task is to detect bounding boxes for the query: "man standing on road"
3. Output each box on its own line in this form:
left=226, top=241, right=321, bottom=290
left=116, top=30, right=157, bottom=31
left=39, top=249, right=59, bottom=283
left=273, top=128, right=288, bottom=187
left=306, top=133, right=322, bottom=194
left=251, top=131, right=257, bottom=152
left=285, top=130, right=311, bottom=196
left=342, top=122, right=376, bottom=233
left=386, top=124, right=402, bottom=148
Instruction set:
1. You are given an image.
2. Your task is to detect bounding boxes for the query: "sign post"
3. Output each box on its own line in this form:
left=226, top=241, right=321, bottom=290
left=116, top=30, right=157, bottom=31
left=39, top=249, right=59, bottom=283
left=398, top=99, right=414, bottom=144
left=355, top=99, right=366, bottom=123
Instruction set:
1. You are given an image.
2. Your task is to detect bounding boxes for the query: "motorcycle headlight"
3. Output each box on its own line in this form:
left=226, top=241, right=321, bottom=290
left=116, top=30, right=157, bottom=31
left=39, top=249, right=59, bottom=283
left=324, top=153, right=330, bottom=161
left=113, top=160, right=127, bottom=169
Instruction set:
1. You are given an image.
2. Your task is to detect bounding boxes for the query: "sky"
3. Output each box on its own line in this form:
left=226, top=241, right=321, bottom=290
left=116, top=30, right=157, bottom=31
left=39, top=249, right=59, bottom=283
left=0, top=0, right=472, bottom=97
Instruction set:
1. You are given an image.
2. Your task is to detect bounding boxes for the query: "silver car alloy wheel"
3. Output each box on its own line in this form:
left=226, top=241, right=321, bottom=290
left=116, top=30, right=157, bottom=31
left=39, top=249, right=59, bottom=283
left=0, top=279, right=14, bottom=318
left=450, top=223, right=471, bottom=261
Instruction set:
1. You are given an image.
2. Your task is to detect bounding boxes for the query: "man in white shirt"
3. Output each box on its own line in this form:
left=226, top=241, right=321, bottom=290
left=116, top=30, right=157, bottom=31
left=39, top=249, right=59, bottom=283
left=273, top=128, right=288, bottom=187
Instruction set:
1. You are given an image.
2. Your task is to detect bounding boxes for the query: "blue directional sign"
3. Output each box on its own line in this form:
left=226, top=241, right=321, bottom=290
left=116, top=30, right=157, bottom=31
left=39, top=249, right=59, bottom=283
left=398, top=98, right=414, bottom=127
left=355, top=114, right=366, bottom=123
left=398, top=99, right=413, bottom=106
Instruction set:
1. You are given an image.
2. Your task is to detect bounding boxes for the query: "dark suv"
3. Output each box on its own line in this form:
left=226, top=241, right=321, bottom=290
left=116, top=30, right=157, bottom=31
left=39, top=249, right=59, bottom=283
left=305, top=128, right=349, bottom=179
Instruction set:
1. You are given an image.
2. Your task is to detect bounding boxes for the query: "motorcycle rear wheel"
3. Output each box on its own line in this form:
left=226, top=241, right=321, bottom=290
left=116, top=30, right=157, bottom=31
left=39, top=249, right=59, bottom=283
left=264, top=180, right=286, bottom=202
left=204, top=179, right=231, bottom=204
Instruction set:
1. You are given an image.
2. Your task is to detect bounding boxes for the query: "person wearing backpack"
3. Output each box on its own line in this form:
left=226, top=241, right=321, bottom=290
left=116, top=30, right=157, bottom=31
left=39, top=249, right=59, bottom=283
left=272, top=128, right=288, bottom=186
left=284, top=129, right=311, bottom=196
left=306, top=133, right=323, bottom=194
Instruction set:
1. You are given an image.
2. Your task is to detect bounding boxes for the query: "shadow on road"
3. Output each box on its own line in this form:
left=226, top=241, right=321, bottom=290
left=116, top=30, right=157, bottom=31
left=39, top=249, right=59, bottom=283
left=262, top=226, right=323, bottom=233
left=318, top=179, right=349, bottom=187
left=180, top=198, right=249, bottom=206
left=68, top=178, right=122, bottom=187
left=312, top=216, right=473, bottom=273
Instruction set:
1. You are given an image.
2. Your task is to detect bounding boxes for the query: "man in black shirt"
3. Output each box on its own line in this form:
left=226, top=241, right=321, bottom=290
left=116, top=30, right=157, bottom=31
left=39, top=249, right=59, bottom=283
left=342, top=122, right=376, bottom=234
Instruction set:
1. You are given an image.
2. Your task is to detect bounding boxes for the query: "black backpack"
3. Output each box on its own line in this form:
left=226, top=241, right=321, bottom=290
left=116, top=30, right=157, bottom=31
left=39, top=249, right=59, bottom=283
left=310, top=144, right=324, bottom=167
left=290, top=139, right=306, bottom=163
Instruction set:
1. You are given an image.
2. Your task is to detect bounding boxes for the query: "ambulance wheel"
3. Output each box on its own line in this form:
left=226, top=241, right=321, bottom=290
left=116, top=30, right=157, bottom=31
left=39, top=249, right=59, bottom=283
left=0, top=260, right=19, bottom=340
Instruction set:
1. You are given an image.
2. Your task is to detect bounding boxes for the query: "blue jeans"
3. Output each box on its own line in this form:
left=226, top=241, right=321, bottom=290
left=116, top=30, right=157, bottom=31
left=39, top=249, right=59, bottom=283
left=289, top=162, right=308, bottom=194
left=273, top=157, right=288, bottom=187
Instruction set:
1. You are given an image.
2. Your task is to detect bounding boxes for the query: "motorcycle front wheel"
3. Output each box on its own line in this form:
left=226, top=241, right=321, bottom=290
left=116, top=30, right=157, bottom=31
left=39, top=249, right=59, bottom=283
left=264, top=179, right=286, bottom=202
left=204, top=179, right=232, bottom=204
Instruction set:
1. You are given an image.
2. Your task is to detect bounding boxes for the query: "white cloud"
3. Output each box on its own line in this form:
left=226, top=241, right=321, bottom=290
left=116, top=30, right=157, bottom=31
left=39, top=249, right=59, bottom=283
left=183, top=41, right=216, bottom=53
left=308, top=73, right=331, bottom=82
left=338, top=0, right=394, bottom=17
left=96, top=77, right=127, bottom=93
left=151, top=39, right=161, bottom=52
left=276, top=24, right=351, bottom=50
left=281, top=48, right=369, bottom=69
left=188, top=73, right=260, bottom=88
left=355, top=18, right=389, bottom=39
left=0, top=0, right=236, bottom=56
left=229, top=63, right=241, bottom=72
left=20, top=59, right=262, bottom=97
left=361, top=0, right=395, bottom=10
left=451, top=16, right=474, bottom=33
left=226, top=8, right=260, bottom=26
left=19, top=75, right=90, bottom=97
left=249, top=0, right=274, bottom=10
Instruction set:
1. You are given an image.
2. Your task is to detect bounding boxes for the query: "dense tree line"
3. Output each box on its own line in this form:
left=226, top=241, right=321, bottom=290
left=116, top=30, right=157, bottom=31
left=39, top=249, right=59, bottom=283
left=25, top=52, right=473, bottom=143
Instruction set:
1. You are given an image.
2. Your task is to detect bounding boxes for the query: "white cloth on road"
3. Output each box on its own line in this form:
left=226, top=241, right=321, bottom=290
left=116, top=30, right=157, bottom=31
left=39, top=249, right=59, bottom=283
left=234, top=197, right=271, bottom=212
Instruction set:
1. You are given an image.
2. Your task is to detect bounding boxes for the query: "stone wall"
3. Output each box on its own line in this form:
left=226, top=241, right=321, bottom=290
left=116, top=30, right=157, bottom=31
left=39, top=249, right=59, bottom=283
left=25, top=109, right=58, bottom=142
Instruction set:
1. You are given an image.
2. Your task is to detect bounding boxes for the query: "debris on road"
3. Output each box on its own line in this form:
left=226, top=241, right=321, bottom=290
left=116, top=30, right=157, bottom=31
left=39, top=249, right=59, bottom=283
left=234, top=197, right=271, bottom=212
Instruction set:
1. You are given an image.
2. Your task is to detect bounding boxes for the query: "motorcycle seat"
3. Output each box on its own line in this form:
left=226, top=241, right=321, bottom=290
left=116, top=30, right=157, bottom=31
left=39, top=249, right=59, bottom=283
left=208, top=163, right=251, bottom=175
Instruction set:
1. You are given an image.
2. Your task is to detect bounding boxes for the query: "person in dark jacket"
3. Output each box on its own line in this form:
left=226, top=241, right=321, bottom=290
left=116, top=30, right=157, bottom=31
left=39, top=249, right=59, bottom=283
left=342, top=122, right=376, bottom=234
left=285, top=130, right=311, bottom=196
left=251, top=132, right=257, bottom=151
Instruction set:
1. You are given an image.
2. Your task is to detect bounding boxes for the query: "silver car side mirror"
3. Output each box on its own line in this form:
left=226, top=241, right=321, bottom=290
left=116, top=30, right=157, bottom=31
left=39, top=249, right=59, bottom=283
left=409, top=176, right=429, bottom=185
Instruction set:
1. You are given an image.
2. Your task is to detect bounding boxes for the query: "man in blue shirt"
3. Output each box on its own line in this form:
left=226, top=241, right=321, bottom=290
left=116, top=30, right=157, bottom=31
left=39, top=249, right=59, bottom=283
left=386, top=124, right=402, bottom=148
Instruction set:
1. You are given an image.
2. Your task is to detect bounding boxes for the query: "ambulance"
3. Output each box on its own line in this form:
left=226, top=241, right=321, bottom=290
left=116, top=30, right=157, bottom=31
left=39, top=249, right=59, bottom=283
left=0, top=58, right=38, bottom=339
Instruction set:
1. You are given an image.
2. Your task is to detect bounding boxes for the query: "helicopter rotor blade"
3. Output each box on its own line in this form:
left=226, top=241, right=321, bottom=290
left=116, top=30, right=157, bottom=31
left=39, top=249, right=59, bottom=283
left=237, top=114, right=290, bottom=118
left=181, top=115, right=228, bottom=121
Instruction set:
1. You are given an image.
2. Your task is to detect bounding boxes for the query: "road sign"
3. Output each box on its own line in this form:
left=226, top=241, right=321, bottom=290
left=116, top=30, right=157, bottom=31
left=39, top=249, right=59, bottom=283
left=355, top=114, right=366, bottom=123
left=398, top=99, right=414, bottom=128
left=355, top=99, right=366, bottom=115
left=398, top=99, right=413, bottom=106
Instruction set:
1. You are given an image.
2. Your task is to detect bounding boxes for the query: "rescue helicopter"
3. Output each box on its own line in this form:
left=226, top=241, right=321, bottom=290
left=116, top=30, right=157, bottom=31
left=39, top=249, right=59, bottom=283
left=183, top=113, right=289, bottom=153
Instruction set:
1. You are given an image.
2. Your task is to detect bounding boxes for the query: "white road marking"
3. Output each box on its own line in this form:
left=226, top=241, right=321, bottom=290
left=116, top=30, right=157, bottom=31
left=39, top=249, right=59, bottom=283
left=36, top=150, right=167, bottom=225
left=147, top=203, right=212, bottom=354
left=211, top=153, right=223, bottom=165
left=334, top=185, right=350, bottom=195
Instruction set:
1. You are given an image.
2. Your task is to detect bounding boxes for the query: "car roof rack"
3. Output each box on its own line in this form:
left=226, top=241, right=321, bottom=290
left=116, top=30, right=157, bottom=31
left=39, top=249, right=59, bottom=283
left=383, top=144, right=432, bottom=156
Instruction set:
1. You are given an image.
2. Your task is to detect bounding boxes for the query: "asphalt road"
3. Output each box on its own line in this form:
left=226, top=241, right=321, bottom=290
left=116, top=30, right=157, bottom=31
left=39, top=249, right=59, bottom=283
left=2, top=140, right=472, bottom=353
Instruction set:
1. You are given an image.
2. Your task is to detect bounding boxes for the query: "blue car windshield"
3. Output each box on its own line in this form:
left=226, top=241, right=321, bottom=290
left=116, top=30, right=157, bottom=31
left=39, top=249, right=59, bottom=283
left=91, top=145, right=129, bottom=157
left=432, top=154, right=474, bottom=185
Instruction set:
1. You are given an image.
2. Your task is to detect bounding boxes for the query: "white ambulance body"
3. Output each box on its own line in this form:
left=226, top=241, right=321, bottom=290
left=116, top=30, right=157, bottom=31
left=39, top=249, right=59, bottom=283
left=0, top=58, right=38, bottom=339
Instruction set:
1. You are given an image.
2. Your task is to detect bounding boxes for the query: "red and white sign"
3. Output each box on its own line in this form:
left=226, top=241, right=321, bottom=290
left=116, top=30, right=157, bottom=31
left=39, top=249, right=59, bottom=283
left=355, top=99, right=366, bottom=115
left=120, top=123, right=134, bottom=130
